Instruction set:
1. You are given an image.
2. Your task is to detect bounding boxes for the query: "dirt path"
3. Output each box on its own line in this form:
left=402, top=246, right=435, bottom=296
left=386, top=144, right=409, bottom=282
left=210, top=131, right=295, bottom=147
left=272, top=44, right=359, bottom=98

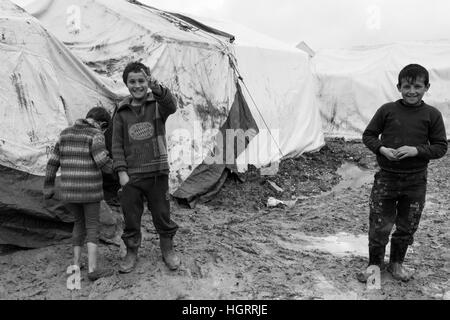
left=0, top=140, right=448, bottom=300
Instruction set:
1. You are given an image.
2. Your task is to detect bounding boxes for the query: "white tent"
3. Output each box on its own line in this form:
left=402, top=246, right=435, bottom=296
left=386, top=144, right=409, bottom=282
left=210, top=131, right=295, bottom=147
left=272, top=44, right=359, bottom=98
left=0, top=0, right=118, bottom=175
left=23, top=0, right=256, bottom=195
left=313, top=41, right=450, bottom=139
left=24, top=0, right=324, bottom=173
left=175, top=14, right=324, bottom=168
left=0, top=0, right=122, bottom=247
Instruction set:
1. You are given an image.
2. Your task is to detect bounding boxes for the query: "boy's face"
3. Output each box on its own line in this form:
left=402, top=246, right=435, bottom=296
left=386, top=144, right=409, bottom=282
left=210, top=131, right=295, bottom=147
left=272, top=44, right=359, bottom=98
left=397, top=77, right=430, bottom=106
left=126, top=71, right=149, bottom=101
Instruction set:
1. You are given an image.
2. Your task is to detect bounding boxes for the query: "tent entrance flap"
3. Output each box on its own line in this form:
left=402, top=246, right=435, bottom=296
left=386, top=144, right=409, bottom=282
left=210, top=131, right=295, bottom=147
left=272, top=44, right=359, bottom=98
left=173, top=82, right=259, bottom=206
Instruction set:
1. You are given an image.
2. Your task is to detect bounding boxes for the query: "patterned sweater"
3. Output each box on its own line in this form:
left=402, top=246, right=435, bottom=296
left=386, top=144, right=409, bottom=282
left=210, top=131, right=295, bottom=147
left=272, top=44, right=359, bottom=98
left=44, top=118, right=113, bottom=203
left=112, top=87, right=177, bottom=176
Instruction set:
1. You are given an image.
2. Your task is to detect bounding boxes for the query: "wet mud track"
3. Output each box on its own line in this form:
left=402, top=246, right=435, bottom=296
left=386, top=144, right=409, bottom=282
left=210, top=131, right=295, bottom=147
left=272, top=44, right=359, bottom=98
left=0, top=139, right=448, bottom=300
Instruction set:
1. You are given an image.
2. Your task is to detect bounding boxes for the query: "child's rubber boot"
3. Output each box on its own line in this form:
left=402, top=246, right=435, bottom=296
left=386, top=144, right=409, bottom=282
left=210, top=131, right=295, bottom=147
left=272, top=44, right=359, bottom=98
left=88, top=268, right=114, bottom=281
left=119, top=247, right=138, bottom=273
left=160, top=236, right=180, bottom=270
left=387, top=262, right=412, bottom=282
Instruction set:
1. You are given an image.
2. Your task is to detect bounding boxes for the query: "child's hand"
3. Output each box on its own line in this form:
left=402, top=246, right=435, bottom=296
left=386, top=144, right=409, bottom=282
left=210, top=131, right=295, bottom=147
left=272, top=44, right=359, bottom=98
left=395, top=146, right=419, bottom=160
left=379, top=146, right=400, bottom=161
left=149, top=76, right=163, bottom=96
left=118, top=171, right=130, bottom=186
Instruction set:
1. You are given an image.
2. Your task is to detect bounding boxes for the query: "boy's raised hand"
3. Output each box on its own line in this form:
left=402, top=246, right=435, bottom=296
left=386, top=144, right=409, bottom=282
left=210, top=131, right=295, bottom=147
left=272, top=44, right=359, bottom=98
left=139, top=67, right=163, bottom=96
left=148, top=76, right=163, bottom=96
left=379, top=146, right=400, bottom=161
left=395, top=146, right=419, bottom=160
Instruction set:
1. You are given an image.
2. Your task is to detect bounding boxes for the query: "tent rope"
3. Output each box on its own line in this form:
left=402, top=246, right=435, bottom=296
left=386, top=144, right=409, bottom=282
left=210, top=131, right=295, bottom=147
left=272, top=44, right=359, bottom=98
left=229, top=58, right=285, bottom=159
left=132, top=1, right=284, bottom=159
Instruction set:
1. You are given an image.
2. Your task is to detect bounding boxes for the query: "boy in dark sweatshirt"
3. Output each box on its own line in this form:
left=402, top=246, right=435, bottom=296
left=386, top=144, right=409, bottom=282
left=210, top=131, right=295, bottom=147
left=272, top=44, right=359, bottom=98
left=359, top=64, right=447, bottom=282
left=112, top=62, right=179, bottom=273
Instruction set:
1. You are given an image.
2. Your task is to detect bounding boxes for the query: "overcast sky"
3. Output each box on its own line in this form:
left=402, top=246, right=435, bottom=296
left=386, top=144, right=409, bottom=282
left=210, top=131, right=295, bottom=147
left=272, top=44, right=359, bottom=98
left=12, top=0, right=450, bottom=50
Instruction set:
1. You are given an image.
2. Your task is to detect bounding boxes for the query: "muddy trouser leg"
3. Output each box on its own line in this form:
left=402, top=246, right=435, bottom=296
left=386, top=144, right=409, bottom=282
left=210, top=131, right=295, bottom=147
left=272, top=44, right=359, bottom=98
left=143, top=175, right=179, bottom=239
left=82, top=202, right=101, bottom=245
left=368, top=171, right=397, bottom=266
left=390, top=171, right=427, bottom=264
left=120, top=182, right=145, bottom=249
left=66, top=203, right=87, bottom=247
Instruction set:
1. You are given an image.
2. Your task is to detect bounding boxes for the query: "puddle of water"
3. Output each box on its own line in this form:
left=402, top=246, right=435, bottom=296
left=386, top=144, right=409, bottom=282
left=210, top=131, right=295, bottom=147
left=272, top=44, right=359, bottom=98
left=278, top=232, right=390, bottom=257
left=332, top=162, right=374, bottom=192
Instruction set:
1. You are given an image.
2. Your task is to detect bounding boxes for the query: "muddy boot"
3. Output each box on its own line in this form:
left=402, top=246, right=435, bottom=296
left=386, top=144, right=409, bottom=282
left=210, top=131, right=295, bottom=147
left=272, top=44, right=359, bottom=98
left=387, top=262, right=412, bottom=282
left=357, top=245, right=385, bottom=283
left=388, top=242, right=411, bottom=281
left=119, top=247, right=138, bottom=273
left=160, top=236, right=180, bottom=270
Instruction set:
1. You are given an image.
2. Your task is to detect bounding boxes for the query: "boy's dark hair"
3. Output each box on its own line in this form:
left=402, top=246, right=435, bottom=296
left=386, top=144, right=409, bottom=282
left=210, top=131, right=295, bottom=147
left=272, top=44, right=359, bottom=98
left=86, top=107, right=111, bottom=128
left=398, top=64, right=429, bottom=86
left=122, top=61, right=151, bottom=84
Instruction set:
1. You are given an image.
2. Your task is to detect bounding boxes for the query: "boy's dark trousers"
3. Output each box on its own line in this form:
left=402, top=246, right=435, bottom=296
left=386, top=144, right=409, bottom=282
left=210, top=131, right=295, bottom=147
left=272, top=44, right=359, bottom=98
left=368, top=169, right=427, bottom=266
left=120, top=174, right=178, bottom=249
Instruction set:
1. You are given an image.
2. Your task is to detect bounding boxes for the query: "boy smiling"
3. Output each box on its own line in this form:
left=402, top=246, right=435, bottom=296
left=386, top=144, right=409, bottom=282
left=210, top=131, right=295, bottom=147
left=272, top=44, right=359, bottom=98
left=112, top=62, right=179, bottom=273
left=359, top=64, right=447, bottom=282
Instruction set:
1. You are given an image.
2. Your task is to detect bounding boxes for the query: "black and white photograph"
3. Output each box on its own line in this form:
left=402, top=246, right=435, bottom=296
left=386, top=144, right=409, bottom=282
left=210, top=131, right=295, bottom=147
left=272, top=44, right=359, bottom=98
left=0, top=0, right=448, bottom=306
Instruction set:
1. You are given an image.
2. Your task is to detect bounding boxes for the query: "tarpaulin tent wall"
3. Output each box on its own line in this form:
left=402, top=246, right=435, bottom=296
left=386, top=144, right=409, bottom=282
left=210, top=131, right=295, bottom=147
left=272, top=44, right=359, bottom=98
left=173, top=14, right=324, bottom=168
left=312, top=41, right=450, bottom=139
left=26, top=0, right=324, bottom=201
left=0, top=0, right=121, bottom=247
left=24, top=0, right=259, bottom=204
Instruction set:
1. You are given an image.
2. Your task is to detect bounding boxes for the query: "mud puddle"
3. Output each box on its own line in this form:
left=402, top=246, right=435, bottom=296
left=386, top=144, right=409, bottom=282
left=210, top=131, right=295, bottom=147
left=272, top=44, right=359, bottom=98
left=278, top=232, right=390, bottom=257
left=332, top=161, right=374, bottom=192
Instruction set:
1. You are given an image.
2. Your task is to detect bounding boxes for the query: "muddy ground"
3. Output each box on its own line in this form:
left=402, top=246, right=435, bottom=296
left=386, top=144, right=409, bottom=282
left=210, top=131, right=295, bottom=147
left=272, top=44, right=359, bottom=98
left=0, top=139, right=448, bottom=300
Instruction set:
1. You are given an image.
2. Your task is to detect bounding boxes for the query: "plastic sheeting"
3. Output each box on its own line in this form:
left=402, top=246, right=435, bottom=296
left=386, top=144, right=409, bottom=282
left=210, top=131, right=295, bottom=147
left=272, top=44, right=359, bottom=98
left=27, top=0, right=325, bottom=170
left=313, top=41, right=450, bottom=139
left=170, top=14, right=325, bottom=167
left=0, top=1, right=125, bottom=247
left=0, top=0, right=119, bottom=176
left=24, top=0, right=250, bottom=194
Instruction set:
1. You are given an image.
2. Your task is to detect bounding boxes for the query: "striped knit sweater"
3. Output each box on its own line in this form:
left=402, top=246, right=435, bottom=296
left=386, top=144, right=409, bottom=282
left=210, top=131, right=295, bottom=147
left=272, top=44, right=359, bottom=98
left=112, top=87, right=177, bottom=175
left=44, top=118, right=113, bottom=203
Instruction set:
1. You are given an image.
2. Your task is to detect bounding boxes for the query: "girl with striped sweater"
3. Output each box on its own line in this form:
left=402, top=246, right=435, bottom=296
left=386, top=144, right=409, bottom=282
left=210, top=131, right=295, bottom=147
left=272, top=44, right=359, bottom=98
left=44, top=107, right=115, bottom=281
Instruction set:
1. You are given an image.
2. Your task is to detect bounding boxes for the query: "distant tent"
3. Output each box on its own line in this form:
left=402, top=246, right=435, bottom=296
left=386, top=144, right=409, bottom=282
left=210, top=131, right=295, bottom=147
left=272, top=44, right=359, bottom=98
left=313, top=41, right=450, bottom=139
left=0, top=0, right=121, bottom=248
